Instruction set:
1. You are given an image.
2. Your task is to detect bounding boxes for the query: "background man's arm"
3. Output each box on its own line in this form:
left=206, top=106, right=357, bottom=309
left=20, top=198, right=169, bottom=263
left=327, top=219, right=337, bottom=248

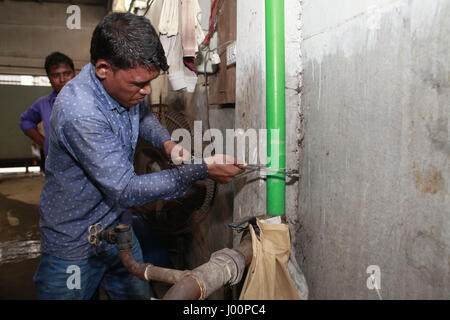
left=24, top=128, right=44, bottom=148
left=20, top=102, right=44, bottom=147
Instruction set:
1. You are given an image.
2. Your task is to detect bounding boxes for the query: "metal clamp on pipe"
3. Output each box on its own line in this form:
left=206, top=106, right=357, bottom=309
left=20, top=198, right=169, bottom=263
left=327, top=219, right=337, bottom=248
left=90, top=223, right=147, bottom=281
left=97, top=224, right=132, bottom=251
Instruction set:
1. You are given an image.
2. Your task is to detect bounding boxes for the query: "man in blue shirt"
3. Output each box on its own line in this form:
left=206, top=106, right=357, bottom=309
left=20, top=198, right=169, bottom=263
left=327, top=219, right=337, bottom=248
left=19, top=52, right=75, bottom=162
left=33, top=13, right=243, bottom=300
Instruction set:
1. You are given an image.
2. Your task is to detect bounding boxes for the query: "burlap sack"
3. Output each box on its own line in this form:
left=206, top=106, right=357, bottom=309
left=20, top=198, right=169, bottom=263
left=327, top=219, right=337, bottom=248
left=240, top=218, right=300, bottom=300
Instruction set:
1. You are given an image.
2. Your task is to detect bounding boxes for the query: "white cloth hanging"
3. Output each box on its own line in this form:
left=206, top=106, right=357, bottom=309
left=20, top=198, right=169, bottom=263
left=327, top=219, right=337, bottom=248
left=159, top=0, right=179, bottom=37
left=160, top=33, right=197, bottom=92
left=181, top=0, right=205, bottom=57
left=112, top=0, right=127, bottom=12
left=144, top=0, right=163, bottom=33
left=159, top=0, right=205, bottom=93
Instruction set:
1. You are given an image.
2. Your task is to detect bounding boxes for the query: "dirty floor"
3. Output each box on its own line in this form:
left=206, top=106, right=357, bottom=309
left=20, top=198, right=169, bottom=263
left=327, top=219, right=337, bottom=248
left=0, top=172, right=171, bottom=300
left=0, top=172, right=44, bottom=300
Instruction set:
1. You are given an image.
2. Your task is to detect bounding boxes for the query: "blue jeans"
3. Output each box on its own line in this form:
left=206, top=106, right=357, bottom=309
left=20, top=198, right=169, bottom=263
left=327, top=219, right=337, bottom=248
left=33, top=229, right=150, bottom=300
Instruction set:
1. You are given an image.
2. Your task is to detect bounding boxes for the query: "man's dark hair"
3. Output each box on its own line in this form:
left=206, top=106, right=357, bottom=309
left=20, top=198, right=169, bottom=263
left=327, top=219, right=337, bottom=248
left=45, top=52, right=75, bottom=74
left=90, top=12, right=169, bottom=71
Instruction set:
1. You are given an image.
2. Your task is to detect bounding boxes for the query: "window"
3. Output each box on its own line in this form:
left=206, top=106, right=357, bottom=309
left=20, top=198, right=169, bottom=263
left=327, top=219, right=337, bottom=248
left=0, top=74, right=50, bottom=87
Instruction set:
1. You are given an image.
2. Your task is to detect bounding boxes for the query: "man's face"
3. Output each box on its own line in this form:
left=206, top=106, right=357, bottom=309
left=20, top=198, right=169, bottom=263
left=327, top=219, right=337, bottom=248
left=47, top=63, right=75, bottom=93
left=96, top=60, right=160, bottom=108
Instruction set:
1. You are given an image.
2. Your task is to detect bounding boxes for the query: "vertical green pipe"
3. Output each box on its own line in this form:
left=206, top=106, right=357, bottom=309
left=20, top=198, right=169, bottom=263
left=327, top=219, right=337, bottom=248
left=265, top=0, right=285, bottom=216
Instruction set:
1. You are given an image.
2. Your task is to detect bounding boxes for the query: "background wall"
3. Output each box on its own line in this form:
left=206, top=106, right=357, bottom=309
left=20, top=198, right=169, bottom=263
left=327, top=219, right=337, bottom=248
left=0, top=0, right=107, bottom=163
left=299, top=0, right=449, bottom=299
left=234, top=0, right=449, bottom=299
left=233, top=0, right=266, bottom=226
left=0, top=85, right=51, bottom=160
left=0, top=0, right=107, bottom=75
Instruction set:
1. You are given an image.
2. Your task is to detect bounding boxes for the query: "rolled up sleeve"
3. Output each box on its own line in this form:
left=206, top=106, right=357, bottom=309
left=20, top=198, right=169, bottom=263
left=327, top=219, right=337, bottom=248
left=20, top=102, right=42, bottom=132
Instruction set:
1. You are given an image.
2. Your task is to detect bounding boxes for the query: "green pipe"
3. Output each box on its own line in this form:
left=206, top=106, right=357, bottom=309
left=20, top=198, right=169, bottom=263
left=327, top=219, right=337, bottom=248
left=265, top=0, right=285, bottom=216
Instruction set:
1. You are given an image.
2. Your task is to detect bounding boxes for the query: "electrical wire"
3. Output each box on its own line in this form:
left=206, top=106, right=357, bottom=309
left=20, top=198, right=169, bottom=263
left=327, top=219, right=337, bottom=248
left=143, top=0, right=156, bottom=16
left=128, top=0, right=136, bottom=12
left=200, top=0, right=223, bottom=48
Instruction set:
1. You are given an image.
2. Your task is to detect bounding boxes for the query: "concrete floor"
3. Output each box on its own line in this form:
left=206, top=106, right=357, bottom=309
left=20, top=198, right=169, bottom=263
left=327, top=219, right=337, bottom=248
left=0, top=172, right=44, bottom=300
left=0, top=172, right=173, bottom=300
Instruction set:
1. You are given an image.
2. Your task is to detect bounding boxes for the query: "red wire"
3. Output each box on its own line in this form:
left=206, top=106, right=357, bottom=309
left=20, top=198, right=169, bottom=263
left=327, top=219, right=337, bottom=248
left=201, top=0, right=221, bottom=47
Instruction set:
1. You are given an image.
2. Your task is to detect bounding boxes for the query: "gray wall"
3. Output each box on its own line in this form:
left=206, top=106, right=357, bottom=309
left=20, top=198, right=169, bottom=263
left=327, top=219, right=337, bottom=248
left=0, top=85, right=51, bottom=160
left=234, top=0, right=267, bottom=227
left=234, top=0, right=449, bottom=299
left=299, top=0, right=450, bottom=299
left=0, top=0, right=107, bottom=75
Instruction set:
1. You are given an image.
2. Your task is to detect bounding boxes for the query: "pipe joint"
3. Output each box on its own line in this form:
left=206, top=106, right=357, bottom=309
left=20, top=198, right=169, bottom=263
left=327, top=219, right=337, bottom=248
left=210, top=248, right=246, bottom=286
left=184, top=247, right=246, bottom=299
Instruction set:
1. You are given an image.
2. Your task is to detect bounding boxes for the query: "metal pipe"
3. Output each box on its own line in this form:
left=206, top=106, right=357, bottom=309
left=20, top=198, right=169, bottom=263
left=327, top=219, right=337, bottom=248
left=105, top=224, right=253, bottom=300
left=119, top=250, right=188, bottom=284
left=161, top=275, right=202, bottom=300
left=119, top=250, right=148, bottom=282
left=144, top=264, right=187, bottom=284
left=97, top=224, right=189, bottom=284
left=265, top=0, right=286, bottom=216
left=163, top=235, right=253, bottom=300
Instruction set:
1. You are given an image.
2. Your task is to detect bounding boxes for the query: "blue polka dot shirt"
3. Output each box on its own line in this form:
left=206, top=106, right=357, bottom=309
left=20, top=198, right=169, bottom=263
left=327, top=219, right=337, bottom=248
left=39, top=63, right=208, bottom=260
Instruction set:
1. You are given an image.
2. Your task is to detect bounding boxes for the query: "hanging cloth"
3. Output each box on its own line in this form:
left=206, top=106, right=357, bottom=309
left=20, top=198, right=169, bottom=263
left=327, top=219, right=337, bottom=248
left=180, top=0, right=205, bottom=57
left=112, top=0, right=127, bottom=12
left=239, top=218, right=301, bottom=300
left=159, top=0, right=179, bottom=37
left=144, top=0, right=164, bottom=33
left=159, top=0, right=202, bottom=92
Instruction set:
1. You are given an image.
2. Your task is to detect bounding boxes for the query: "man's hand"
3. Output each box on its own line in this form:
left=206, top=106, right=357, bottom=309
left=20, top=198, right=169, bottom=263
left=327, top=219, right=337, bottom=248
left=163, top=141, right=244, bottom=183
left=25, top=128, right=45, bottom=148
left=204, top=154, right=245, bottom=184
left=163, top=140, right=191, bottom=165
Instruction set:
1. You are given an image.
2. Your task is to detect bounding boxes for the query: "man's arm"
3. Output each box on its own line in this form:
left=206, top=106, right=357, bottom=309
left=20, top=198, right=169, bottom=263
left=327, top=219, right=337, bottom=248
left=61, top=116, right=209, bottom=209
left=20, top=103, right=44, bottom=147
left=137, top=104, right=244, bottom=179
left=138, top=103, right=172, bottom=151
left=24, top=128, right=45, bottom=148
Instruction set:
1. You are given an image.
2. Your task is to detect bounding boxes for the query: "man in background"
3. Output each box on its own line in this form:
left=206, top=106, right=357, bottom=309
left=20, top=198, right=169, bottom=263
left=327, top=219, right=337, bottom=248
left=19, top=52, right=75, bottom=170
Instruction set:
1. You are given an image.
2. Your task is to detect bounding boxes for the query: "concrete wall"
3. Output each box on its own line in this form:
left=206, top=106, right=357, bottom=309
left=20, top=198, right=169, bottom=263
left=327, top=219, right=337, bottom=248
left=299, top=0, right=450, bottom=299
left=234, top=0, right=267, bottom=226
left=0, top=0, right=107, bottom=75
left=234, top=0, right=449, bottom=299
